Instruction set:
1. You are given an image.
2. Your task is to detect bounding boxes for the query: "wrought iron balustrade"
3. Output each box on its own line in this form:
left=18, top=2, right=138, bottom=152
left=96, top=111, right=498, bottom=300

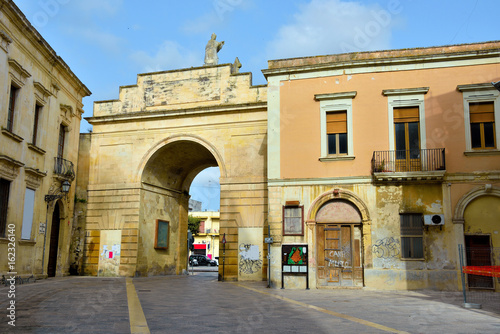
left=371, top=148, right=445, bottom=173
left=54, top=157, right=75, bottom=180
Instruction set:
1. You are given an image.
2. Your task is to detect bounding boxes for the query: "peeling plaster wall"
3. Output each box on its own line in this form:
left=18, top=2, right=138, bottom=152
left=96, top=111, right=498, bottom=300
left=238, top=227, right=264, bottom=281
left=269, top=183, right=459, bottom=290
left=136, top=189, right=181, bottom=276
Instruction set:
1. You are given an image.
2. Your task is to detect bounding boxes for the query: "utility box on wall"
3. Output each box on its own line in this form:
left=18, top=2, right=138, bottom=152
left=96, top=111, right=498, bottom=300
left=424, top=214, right=445, bottom=226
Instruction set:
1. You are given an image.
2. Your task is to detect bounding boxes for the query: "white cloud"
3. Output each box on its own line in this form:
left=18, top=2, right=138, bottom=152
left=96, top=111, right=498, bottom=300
left=182, top=12, right=221, bottom=35
left=74, top=0, right=124, bottom=15
left=130, top=40, right=202, bottom=72
left=267, top=0, right=401, bottom=60
left=78, top=27, right=125, bottom=54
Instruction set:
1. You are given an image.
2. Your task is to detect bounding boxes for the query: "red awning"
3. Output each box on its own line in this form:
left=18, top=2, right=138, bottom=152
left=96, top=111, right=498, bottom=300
left=194, top=244, right=206, bottom=250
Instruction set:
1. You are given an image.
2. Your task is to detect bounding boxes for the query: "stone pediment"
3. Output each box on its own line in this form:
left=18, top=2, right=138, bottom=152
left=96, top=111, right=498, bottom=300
left=92, top=64, right=266, bottom=118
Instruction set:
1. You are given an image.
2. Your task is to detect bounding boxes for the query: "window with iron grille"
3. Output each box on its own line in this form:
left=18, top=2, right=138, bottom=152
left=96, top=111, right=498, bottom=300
left=0, top=178, right=10, bottom=237
left=400, top=214, right=424, bottom=259
left=283, top=205, right=304, bottom=236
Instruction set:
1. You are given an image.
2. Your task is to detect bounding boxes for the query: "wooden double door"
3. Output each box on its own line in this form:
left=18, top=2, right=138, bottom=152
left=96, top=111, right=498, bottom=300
left=317, top=224, right=363, bottom=287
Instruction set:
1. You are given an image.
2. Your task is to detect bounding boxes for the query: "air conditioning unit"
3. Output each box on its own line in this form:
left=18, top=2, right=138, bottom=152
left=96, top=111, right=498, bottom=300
left=424, top=214, right=445, bottom=226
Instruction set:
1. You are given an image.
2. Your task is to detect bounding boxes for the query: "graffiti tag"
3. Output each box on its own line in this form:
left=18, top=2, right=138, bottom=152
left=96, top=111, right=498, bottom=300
left=325, top=257, right=350, bottom=268
left=372, top=237, right=400, bottom=259
left=239, top=244, right=263, bottom=275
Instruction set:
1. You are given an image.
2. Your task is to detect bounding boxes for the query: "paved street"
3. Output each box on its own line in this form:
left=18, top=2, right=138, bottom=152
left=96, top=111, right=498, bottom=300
left=1, top=272, right=500, bottom=333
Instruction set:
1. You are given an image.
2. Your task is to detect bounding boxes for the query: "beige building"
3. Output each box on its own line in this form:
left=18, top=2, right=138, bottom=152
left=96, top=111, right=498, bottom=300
left=76, top=61, right=267, bottom=280
left=190, top=211, right=220, bottom=260
left=0, top=1, right=90, bottom=278
left=264, top=41, right=500, bottom=290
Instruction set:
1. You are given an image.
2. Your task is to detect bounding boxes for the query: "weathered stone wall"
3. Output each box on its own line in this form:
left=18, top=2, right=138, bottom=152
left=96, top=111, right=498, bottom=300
left=81, top=63, right=268, bottom=280
left=0, top=2, right=90, bottom=278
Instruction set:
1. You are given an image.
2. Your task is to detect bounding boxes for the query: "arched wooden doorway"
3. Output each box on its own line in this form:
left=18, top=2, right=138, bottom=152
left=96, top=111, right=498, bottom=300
left=316, top=199, right=363, bottom=287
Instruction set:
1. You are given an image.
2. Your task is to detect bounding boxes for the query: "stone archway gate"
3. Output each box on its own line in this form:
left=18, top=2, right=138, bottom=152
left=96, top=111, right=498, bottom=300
left=79, top=64, right=267, bottom=281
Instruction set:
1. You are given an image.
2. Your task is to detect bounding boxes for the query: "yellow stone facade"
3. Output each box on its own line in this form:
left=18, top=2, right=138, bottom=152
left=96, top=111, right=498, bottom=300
left=78, top=64, right=267, bottom=280
left=0, top=1, right=90, bottom=278
left=190, top=211, right=220, bottom=261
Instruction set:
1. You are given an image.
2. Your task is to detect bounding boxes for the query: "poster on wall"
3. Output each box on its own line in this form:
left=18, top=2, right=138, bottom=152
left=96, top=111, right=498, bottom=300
left=282, top=244, right=309, bottom=289
left=98, top=230, right=122, bottom=277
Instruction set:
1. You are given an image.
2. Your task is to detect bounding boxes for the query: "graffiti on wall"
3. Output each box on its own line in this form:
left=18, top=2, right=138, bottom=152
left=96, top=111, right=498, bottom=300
left=239, top=244, right=262, bottom=275
left=372, top=237, right=400, bottom=259
left=325, top=245, right=351, bottom=268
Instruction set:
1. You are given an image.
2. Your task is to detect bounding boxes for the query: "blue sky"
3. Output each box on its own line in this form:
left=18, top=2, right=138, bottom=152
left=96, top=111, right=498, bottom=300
left=13, top=0, right=500, bottom=210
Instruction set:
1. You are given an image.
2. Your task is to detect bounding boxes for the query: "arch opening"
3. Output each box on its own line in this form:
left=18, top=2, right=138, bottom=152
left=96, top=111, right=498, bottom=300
left=137, top=139, right=222, bottom=277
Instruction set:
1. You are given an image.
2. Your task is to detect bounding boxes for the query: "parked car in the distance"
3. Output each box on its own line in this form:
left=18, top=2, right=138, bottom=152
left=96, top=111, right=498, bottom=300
left=189, top=254, right=217, bottom=266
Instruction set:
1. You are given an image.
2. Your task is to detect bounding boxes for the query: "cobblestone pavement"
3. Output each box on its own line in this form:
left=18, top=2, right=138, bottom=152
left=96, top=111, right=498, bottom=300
left=1, top=272, right=499, bottom=333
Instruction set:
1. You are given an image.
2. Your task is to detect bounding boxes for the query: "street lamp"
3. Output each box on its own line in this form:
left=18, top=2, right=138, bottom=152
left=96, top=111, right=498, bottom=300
left=42, top=180, right=71, bottom=275
left=44, top=180, right=70, bottom=202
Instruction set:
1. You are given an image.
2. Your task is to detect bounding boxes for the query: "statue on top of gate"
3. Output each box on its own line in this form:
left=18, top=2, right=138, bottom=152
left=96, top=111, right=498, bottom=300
left=204, top=33, right=224, bottom=66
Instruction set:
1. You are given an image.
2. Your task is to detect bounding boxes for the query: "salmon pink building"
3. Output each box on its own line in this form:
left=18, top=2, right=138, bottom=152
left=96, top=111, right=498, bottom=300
left=264, top=41, right=500, bottom=290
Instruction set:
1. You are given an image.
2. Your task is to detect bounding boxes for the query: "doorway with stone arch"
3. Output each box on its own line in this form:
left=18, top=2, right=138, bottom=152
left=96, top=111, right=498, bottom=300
left=454, top=185, right=500, bottom=291
left=315, top=199, right=364, bottom=287
left=306, top=189, right=371, bottom=288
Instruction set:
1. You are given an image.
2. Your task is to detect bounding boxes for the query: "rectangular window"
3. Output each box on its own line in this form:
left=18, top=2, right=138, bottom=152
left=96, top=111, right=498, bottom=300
left=469, top=102, right=496, bottom=149
left=0, top=178, right=10, bottom=237
left=326, top=111, right=347, bottom=155
left=283, top=205, right=304, bottom=236
left=199, top=221, right=205, bottom=234
left=21, top=188, right=35, bottom=240
left=58, top=124, right=66, bottom=159
left=400, top=214, right=424, bottom=259
left=32, top=104, right=42, bottom=145
left=7, top=85, right=19, bottom=132
left=56, top=124, right=66, bottom=174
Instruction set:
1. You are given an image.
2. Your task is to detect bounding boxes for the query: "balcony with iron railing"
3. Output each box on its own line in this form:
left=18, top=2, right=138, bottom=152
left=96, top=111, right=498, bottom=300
left=54, top=157, right=75, bottom=181
left=371, top=148, right=446, bottom=182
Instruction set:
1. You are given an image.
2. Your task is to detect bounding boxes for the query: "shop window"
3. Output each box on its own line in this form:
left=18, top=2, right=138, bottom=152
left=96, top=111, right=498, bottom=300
left=400, top=213, right=423, bottom=259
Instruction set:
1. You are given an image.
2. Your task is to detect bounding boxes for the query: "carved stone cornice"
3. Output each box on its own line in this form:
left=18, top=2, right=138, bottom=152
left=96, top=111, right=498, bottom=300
left=34, top=81, right=53, bottom=102
left=60, top=104, right=74, bottom=126
left=0, top=155, right=24, bottom=181
left=25, top=167, right=47, bottom=189
left=0, top=29, right=13, bottom=53
left=27, top=143, right=46, bottom=155
left=8, top=58, right=31, bottom=86
left=51, top=82, right=61, bottom=97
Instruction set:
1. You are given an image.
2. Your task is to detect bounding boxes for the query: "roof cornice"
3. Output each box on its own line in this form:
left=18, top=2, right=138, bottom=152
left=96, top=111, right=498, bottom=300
left=263, top=42, right=500, bottom=78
